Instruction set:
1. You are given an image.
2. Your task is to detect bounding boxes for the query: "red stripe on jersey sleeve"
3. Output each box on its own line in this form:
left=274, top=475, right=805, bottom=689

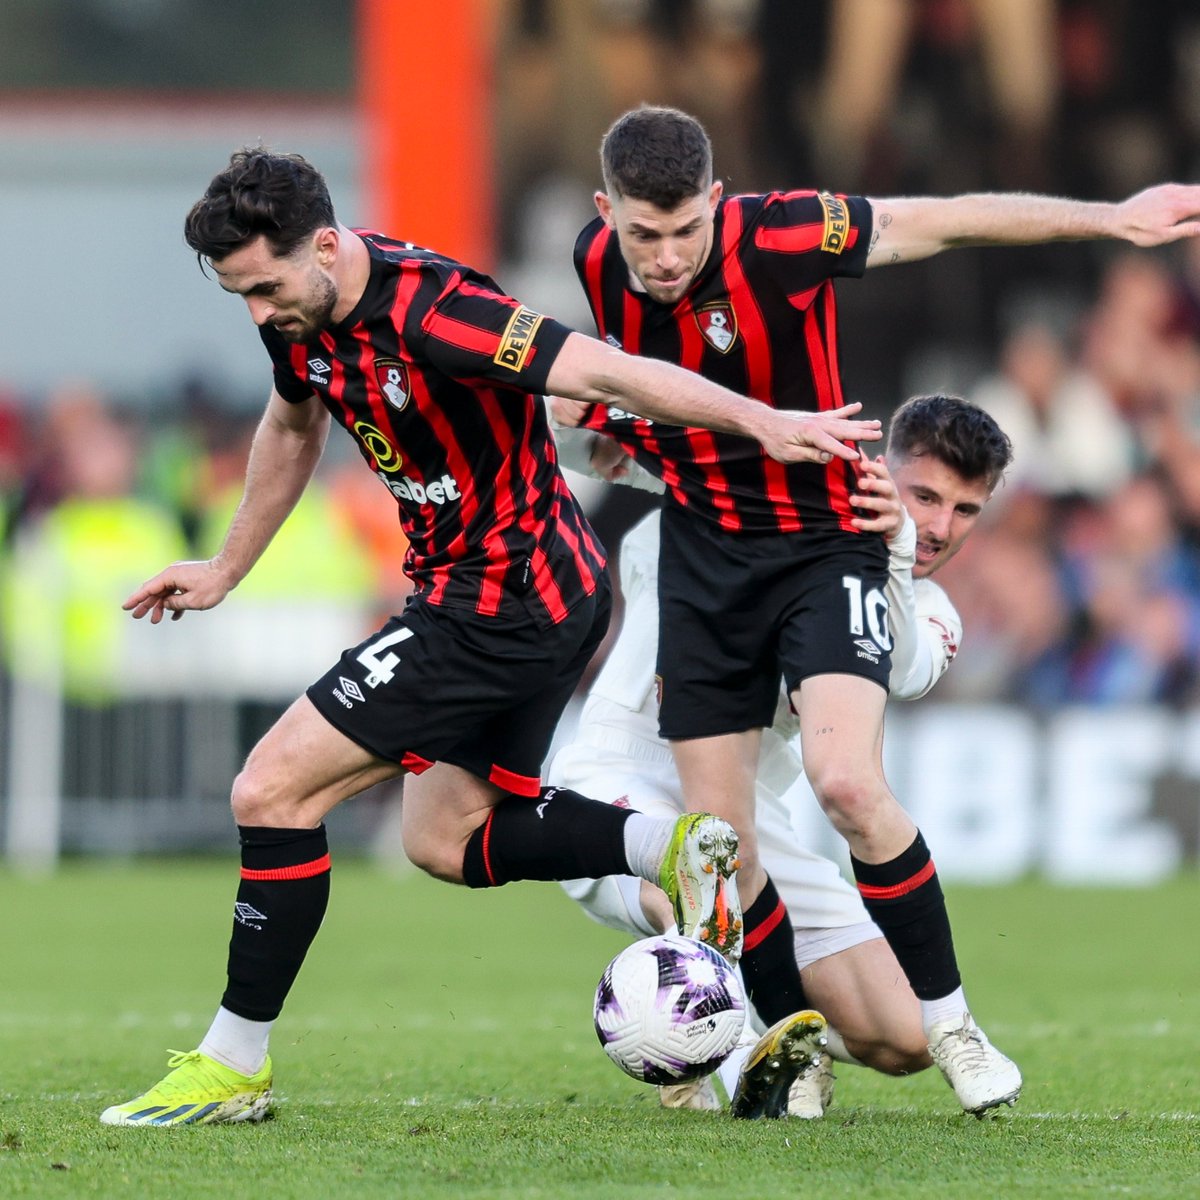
left=753, top=221, right=826, bottom=254
left=287, top=342, right=310, bottom=387
left=423, top=277, right=517, bottom=357
left=423, top=308, right=503, bottom=356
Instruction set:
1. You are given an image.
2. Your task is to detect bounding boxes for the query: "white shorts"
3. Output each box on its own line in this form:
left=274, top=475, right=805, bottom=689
left=548, top=697, right=882, bottom=968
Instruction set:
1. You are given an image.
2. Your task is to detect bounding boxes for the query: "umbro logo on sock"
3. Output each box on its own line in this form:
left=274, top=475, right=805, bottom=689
left=234, top=902, right=268, bottom=930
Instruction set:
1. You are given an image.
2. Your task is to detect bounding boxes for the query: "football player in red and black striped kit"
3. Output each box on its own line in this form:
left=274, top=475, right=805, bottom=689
left=100, top=148, right=882, bottom=1127
left=567, top=105, right=1200, bottom=1115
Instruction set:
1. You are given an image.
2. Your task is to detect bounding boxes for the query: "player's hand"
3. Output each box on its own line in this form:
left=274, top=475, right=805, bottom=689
left=589, top=434, right=634, bottom=482
left=850, top=453, right=905, bottom=538
left=549, top=395, right=591, bottom=428
left=123, top=560, right=235, bottom=624
left=754, top=402, right=882, bottom=465
left=1115, top=184, right=1200, bottom=246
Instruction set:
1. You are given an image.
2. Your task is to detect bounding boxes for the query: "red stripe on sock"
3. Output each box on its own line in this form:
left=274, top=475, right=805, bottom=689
left=481, top=810, right=498, bottom=887
left=489, top=763, right=540, bottom=796
left=742, top=896, right=787, bottom=953
left=856, top=858, right=936, bottom=900
left=240, top=853, right=331, bottom=881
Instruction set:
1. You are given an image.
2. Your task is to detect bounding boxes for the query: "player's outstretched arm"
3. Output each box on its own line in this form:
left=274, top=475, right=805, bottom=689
left=865, top=183, right=1200, bottom=267
left=123, top=388, right=330, bottom=623
left=545, top=332, right=880, bottom=465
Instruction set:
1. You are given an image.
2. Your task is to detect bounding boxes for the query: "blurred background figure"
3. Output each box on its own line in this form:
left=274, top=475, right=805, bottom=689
left=969, top=312, right=1134, bottom=501
left=2, top=386, right=188, bottom=704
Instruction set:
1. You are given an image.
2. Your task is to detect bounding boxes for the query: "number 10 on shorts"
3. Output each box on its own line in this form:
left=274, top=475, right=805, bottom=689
left=842, top=575, right=891, bottom=650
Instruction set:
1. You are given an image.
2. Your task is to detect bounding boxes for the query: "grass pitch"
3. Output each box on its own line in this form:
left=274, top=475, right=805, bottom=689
left=0, top=860, right=1197, bottom=1198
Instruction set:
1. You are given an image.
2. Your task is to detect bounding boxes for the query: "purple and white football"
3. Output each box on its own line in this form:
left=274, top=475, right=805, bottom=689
left=593, top=932, right=746, bottom=1085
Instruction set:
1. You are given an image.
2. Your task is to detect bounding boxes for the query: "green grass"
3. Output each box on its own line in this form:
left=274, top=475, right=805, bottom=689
left=1, top=862, right=1197, bottom=1198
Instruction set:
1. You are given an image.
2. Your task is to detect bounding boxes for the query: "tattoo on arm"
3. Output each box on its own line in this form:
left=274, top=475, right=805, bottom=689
left=868, top=211, right=893, bottom=261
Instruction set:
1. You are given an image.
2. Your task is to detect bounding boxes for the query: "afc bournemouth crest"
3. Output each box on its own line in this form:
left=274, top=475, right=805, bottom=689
left=374, top=357, right=411, bottom=411
left=695, top=302, right=738, bottom=354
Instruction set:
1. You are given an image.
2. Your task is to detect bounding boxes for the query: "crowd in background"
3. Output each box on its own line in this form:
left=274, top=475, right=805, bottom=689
left=4, top=0, right=1200, bottom=712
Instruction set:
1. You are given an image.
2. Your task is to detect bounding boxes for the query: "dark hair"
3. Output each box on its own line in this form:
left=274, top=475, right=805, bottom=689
left=887, top=394, right=1012, bottom=491
left=184, top=147, right=336, bottom=264
left=600, top=106, right=712, bottom=209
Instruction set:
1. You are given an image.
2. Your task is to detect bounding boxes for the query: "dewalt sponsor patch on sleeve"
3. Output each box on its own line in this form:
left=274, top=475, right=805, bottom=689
left=817, top=192, right=849, bottom=255
left=493, top=306, right=545, bottom=372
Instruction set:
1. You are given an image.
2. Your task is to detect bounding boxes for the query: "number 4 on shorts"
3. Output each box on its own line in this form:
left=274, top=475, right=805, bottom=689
left=356, top=627, right=414, bottom=688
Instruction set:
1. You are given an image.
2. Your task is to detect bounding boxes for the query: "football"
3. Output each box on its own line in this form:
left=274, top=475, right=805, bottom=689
left=593, top=932, right=747, bottom=1085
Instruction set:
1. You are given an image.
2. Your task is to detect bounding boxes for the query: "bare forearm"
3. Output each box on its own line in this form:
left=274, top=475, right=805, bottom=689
left=550, top=338, right=766, bottom=438
left=867, top=184, right=1200, bottom=266
left=546, top=332, right=879, bottom=464
left=213, top=397, right=329, bottom=585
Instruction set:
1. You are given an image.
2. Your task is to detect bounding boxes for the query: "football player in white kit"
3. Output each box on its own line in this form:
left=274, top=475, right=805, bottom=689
left=549, top=393, right=1012, bottom=1117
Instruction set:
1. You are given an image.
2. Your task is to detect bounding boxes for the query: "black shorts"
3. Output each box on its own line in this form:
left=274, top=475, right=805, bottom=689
left=307, top=577, right=611, bottom=796
left=656, top=505, right=890, bottom=740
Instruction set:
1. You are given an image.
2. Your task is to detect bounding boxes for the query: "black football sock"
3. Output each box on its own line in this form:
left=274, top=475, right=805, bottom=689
left=221, top=825, right=331, bottom=1021
left=462, top=787, right=632, bottom=888
left=851, top=830, right=961, bottom=1000
left=738, top=876, right=810, bottom=1025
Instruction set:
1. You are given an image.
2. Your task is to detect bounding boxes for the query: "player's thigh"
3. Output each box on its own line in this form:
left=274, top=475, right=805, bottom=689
left=792, top=672, right=887, bottom=785
left=236, top=693, right=404, bottom=827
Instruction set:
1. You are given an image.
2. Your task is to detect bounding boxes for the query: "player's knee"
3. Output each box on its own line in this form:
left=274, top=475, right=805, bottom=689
left=230, top=765, right=297, bottom=827
left=805, top=766, right=883, bottom=838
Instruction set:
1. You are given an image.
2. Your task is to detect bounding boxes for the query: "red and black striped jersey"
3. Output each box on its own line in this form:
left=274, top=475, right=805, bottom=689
left=574, top=190, right=873, bottom=534
left=262, top=232, right=605, bottom=625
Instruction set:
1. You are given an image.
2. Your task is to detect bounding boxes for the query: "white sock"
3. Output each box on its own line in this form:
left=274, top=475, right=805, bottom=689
left=198, top=1006, right=273, bottom=1076
left=622, top=813, right=673, bottom=884
left=823, top=1026, right=865, bottom=1068
left=716, top=1043, right=750, bottom=1100
left=614, top=874, right=661, bottom=937
left=920, top=987, right=969, bottom=1035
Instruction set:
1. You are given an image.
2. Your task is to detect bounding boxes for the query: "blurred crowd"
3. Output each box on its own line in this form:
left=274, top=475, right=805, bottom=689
left=4, top=236, right=1200, bottom=710
left=3, top=0, right=1200, bottom=711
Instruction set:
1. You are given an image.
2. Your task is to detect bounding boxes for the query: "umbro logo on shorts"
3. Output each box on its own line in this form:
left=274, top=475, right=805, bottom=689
left=854, top=637, right=881, bottom=664
left=333, top=676, right=365, bottom=709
